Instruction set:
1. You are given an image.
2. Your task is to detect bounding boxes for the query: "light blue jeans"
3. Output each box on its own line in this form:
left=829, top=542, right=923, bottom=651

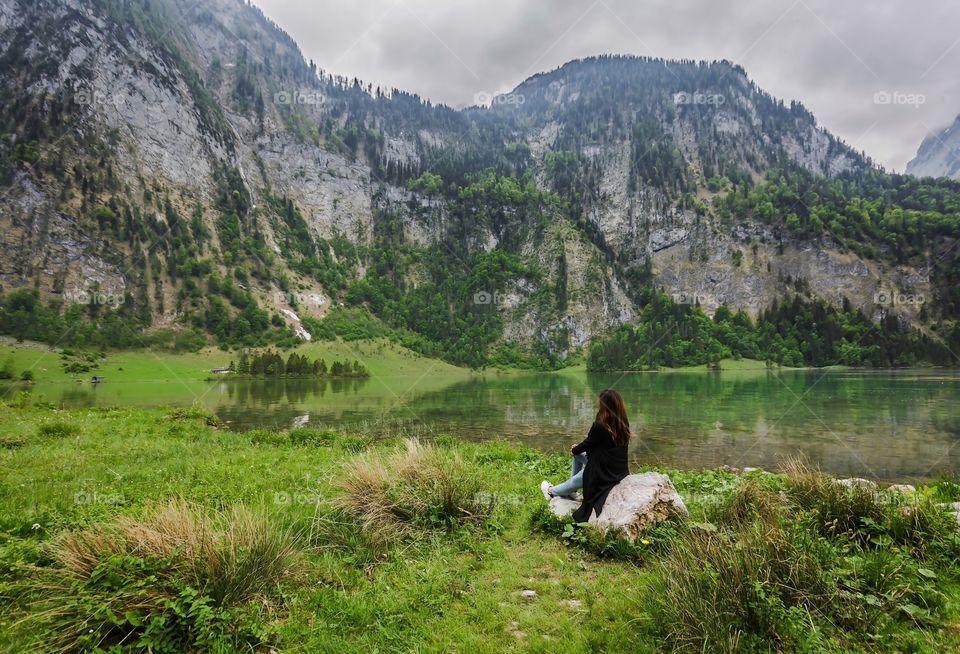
left=552, top=453, right=588, bottom=497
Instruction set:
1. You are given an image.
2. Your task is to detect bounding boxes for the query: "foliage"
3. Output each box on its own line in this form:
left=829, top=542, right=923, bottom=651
left=232, top=349, right=368, bottom=378
left=587, top=285, right=948, bottom=370
left=18, top=501, right=301, bottom=653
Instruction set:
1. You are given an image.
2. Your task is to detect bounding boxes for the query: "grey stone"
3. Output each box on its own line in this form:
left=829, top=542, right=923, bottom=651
left=836, top=478, right=878, bottom=491
left=883, top=483, right=916, bottom=494
left=548, top=472, right=688, bottom=541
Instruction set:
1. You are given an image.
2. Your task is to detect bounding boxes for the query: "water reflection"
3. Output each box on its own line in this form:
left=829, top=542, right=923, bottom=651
left=7, top=369, right=960, bottom=481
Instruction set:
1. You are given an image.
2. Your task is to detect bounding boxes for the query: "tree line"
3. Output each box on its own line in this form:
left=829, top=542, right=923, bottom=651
left=231, top=350, right=369, bottom=378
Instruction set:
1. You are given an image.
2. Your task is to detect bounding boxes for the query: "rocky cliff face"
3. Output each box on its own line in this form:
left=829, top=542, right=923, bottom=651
left=906, top=114, right=960, bottom=180
left=0, top=0, right=933, bottom=361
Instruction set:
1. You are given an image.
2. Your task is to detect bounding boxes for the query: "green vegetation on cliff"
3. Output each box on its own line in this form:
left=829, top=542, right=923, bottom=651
left=588, top=287, right=953, bottom=371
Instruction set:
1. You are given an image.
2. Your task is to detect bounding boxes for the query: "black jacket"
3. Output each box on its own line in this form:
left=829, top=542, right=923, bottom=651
left=571, top=422, right=630, bottom=523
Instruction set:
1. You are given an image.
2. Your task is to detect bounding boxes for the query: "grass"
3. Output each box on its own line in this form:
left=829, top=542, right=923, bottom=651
left=0, top=336, right=469, bottom=386
left=1, top=400, right=960, bottom=652
left=21, top=501, right=301, bottom=652
left=334, top=438, right=492, bottom=545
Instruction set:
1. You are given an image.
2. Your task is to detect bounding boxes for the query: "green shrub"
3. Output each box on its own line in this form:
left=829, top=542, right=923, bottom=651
left=37, top=421, right=80, bottom=439
left=288, top=427, right=337, bottom=447
left=247, top=429, right=289, bottom=446
left=530, top=503, right=675, bottom=560
left=164, top=405, right=221, bottom=427
left=0, top=435, right=26, bottom=449
left=646, top=520, right=835, bottom=653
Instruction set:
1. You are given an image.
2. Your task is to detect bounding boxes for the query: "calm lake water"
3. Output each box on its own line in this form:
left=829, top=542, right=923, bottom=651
left=11, top=369, right=960, bottom=481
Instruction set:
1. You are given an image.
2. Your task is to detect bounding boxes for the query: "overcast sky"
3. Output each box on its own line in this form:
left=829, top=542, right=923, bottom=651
left=252, top=0, right=960, bottom=171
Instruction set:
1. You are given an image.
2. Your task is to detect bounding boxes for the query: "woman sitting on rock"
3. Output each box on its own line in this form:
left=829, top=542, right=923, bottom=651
left=541, top=388, right=631, bottom=522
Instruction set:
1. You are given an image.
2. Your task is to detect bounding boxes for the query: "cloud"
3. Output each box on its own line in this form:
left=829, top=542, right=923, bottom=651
left=253, top=0, right=960, bottom=171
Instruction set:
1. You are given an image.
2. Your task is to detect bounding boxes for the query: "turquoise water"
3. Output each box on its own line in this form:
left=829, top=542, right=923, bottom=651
left=14, top=369, right=960, bottom=481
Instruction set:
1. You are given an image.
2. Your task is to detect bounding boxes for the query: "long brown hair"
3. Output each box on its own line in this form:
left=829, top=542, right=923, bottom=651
left=595, top=388, right=631, bottom=446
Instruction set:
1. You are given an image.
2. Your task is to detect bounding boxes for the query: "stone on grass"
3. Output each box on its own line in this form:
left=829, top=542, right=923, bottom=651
left=548, top=472, right=688, bottom=542
left=883, top=483, right=916, bottom=494
left=520, top=589, right=537, bottom=600
left=836, top=477, right=878, bottom=491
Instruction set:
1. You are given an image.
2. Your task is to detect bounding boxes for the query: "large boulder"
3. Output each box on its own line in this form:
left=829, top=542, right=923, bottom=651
left=548, top=472, right=688, bottom=541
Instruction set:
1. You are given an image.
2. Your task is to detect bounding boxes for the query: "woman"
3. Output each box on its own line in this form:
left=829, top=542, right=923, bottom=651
left=540, top=388, right=631, bottom=523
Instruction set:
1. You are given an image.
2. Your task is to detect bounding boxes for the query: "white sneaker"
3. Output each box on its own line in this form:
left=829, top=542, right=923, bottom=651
left=540, top=480, right=553, bottom=501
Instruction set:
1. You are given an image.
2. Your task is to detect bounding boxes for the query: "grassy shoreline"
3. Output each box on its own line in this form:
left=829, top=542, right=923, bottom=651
left=3, top=335, right=945, bottom=391
left=2, top=402, right=960, bottom=652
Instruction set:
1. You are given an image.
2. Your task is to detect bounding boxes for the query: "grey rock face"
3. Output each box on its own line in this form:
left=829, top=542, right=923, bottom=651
left=907, top=114, right=960, bottom=180
left=0, top=0, right=938, bottom=357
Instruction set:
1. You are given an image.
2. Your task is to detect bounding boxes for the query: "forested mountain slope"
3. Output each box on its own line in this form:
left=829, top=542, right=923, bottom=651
left=1, top=0, right=957, bottom=368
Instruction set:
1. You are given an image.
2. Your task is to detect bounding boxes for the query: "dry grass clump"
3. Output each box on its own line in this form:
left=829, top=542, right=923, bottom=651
left=25, top=500, right=302, bottom=652
left=53, top=500, right=302, bottom=604
left=335, top=438, right=491, bottom=543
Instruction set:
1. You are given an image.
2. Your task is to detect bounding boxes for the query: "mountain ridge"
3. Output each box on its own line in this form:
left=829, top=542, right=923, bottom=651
left=907, top=114, right=960, bottom=180
left=0, top=0, right=957, bottom=367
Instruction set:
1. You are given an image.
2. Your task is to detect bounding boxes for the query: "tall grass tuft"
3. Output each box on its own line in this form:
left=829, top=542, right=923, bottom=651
left=24, top=500, right=302, bottom=653
left=717, top=477, right=786, bottom=527
left=646, top=519, right=835, bottom=653
left=335, top=438, right=491, bottom=544
left=781, top=458, right=884, bottom=539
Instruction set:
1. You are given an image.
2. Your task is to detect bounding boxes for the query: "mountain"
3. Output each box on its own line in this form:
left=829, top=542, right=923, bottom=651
left=907, top=114, right=960, bottom=179
left=0, top=0, right=957, bottom=368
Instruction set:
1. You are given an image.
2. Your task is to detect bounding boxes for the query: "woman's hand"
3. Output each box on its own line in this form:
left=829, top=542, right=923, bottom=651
left=570, top=443, right=578, bottom=454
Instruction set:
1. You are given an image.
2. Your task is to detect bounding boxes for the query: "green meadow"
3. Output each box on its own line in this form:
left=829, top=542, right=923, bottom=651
left=2, top=400, right=960, bottom=652
left=0, top=337, right=472, bottom=408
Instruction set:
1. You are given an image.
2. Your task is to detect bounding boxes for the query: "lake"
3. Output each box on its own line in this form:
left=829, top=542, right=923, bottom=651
left=9, top=368, right=960, bottom=481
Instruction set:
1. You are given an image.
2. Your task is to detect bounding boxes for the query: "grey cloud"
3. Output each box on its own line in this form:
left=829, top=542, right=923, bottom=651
left=253, top=0, right=960, bottom=171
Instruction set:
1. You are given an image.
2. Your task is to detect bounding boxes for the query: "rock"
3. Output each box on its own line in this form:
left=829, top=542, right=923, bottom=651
left=548, top=472, right=688, bottom=541
left=836, top=478, right=878, bottom=491
left=742, top=467, right=763, bottom=474
left=520, top=589, right=537, bottom=600
left=883, top=483, right=916, bottom=494
left=566, top=599, right=582, bottom=610
left=548, top=496, right=581, bottom=517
